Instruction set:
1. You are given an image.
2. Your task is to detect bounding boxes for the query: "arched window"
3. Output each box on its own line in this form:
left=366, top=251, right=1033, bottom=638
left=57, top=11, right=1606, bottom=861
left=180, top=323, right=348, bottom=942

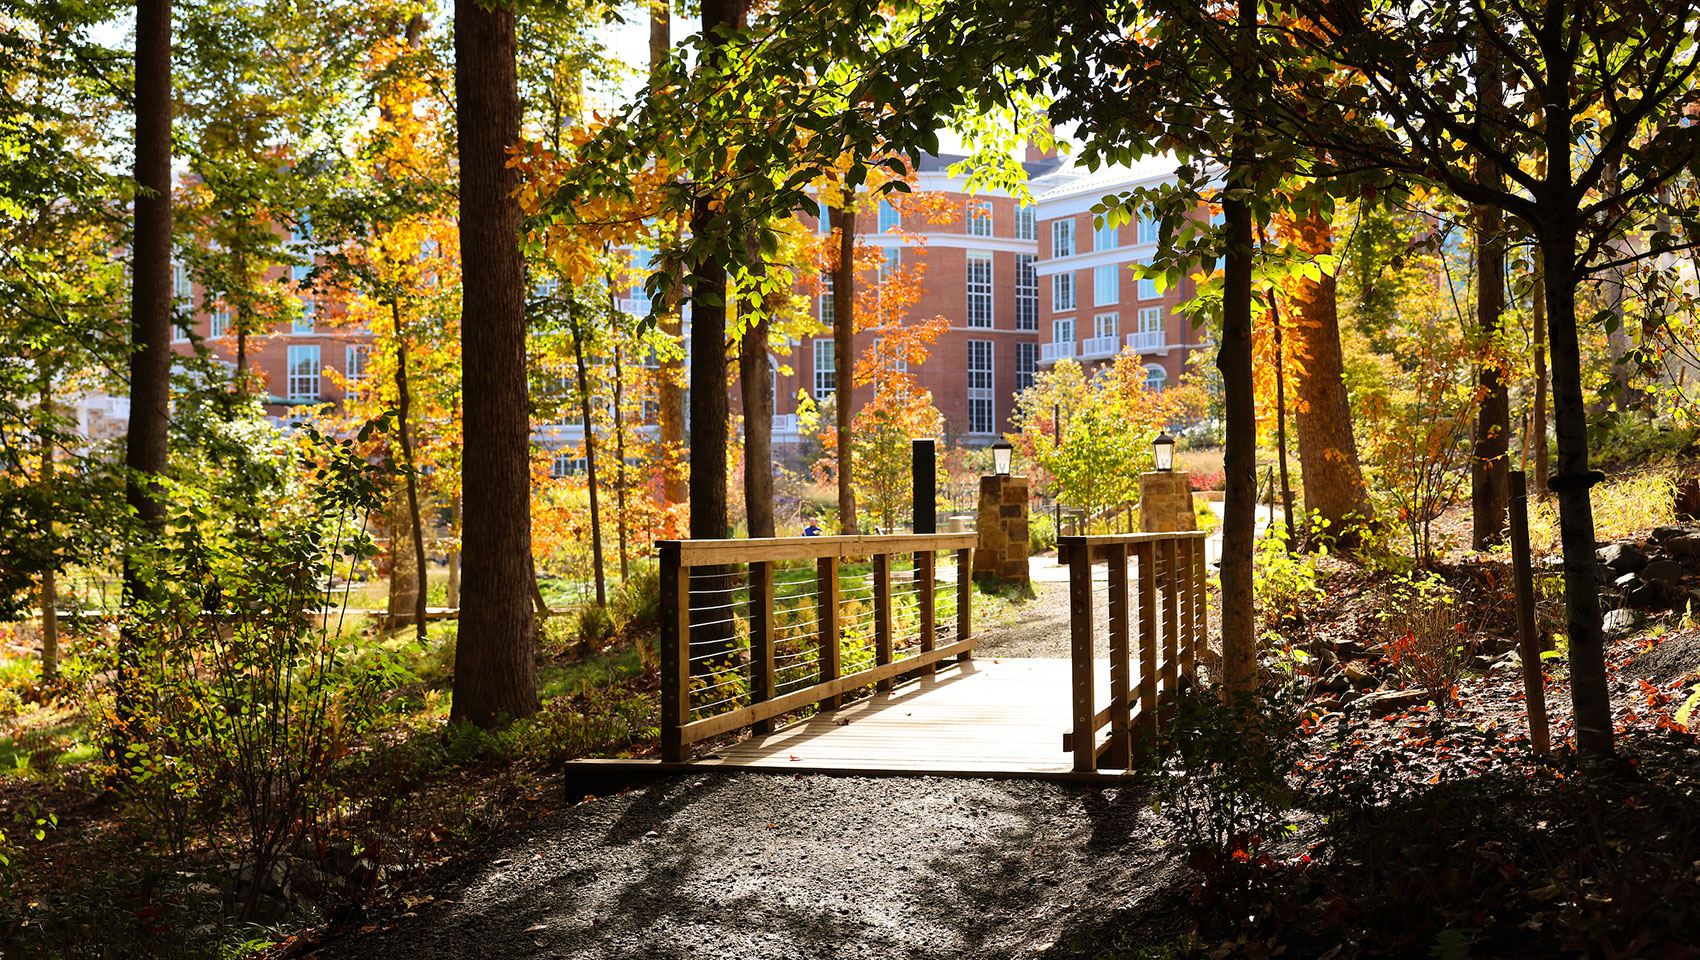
left=1143, top=363, right=1167, bottom=392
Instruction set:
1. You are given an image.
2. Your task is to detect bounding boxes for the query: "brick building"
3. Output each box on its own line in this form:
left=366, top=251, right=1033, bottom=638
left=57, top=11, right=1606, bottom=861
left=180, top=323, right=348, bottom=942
left=1031, top=157, right=1213, bottom=390
left=775, top=152, right=1068, bottom=450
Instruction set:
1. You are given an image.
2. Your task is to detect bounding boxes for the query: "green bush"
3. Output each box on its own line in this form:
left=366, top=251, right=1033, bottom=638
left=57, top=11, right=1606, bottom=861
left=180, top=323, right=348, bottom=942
left=1028, top=511, right=1058, bottom=554
left=574, top=604, right=616, bottom=648
left=612, top=566, right=661, bottom=635
left=1252, top=529, right=1324, bottom=626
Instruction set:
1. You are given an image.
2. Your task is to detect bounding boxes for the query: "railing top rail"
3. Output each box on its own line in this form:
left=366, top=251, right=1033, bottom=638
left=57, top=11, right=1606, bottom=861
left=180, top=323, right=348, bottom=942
left=1057, top=530, right=1210, bottom=548
left=659, top=532, right=978, bottom=565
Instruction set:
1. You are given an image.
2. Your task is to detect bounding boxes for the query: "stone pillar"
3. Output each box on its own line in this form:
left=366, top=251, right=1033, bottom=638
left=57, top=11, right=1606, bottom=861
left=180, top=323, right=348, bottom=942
left=973, top=475, right=1030, bottom=585
left=1139, top=471, right=1197, bottom=534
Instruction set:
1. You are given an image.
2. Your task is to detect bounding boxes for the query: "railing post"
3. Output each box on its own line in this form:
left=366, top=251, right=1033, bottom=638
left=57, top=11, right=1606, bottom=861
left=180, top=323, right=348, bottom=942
left=955, top=546, right=973, bottom=660
left=1177, top=537, right=1195, bottom=689
left=1189, top=535, right=1205, bottom=682
left=818, top=554, right=842, bottom=710
left=873, top=551, right=894, bottom=691
left=1160, top=537, right=1179, bottom=697
left=750, top=559, right=777, bottom=735
left=917, top=549, right=937, bottom=676
left=659, top=542, right=690, bottom=762
left=1066, top=537, right=1097, bottom=772
left=1137, top=540, right=1158, bottom=748
left=1105, top=542, right=1132, bottom=768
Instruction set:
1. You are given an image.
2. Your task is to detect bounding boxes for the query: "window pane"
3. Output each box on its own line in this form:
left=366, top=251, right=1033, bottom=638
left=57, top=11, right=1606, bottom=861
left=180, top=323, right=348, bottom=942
left=1052, top=219, right=1074, bottom=257
left=1016, top=342, right=1037, bottom=392
left=967, top=340, right=993, bottom=434
left=1015, top=254, right=1037, bottom=330
left=287, top=345, right=321, bottom=402
left=1015, top=206, right=1035, bottom=241
left=813, top=339, right=836, bottom=399
left=1052, top=272, right=1075, bottom=312
left=1094, top=264, right=1119, bottom=305
left=878, top=201, right=900, bottom=233
left=1095, top=220, right=1118, bottom=251
left=966, top=252, right=993, bottom=328
left=966, top=200, right=993, bottom=237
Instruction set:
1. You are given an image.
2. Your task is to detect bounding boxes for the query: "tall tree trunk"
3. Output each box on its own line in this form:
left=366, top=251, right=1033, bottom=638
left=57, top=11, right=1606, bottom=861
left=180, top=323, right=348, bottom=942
left=831, top=196, right=857, bottom=534
left=1216, top=0, right=1258, bottom=697
left=572, top=316, right=608, bottom=607
left=1268, top=292, right=1296, bottom=549
left=38, top=375, right=58, bottom=681
left=613, top=343, right=630, bottom=581
left=651, top=0, right=687, bottom=512
left=1543, top=227, right=1611, bottom=757
left=1472, top=36, right=1510, bottom=549
left=447, top=491, right=461, bottom=607
left=1286, top=212, right=1373, bottom=539
left=451, top=0, right=537, bottom=727
left=119, top=0, right=173, bottom=735
left=740, top=234, right=775, bottom=538
left=1532, top=248, right=1550, bottom=496
left=393, top=317, right=428, bottom=640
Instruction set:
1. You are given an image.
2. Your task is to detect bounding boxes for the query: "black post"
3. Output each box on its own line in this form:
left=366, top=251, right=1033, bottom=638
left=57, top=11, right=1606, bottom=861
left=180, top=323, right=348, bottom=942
left=912, top=437, right=936, bottom=534
left=1509, top=470, right=1550, bottom=755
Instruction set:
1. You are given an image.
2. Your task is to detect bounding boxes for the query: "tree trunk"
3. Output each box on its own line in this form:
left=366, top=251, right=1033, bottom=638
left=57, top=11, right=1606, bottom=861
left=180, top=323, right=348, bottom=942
left=572, top=315, right=608, bottom=607
left=393, top=322, right=429, bottom=640
left=1216, top=0, right=1258, bottom=698
left=740, top=234, right=775, bottom=539
left=1472, top=37, right=1510, bottom=549
left=451, top=0, right=537, bottom=727
left=613, top=342, right=630, bottom=582
left=1542, top=230, right=1611, bottom=756
left=1286, top=212, right=1374, bottom=539
left=651, top=0, right=687, bottom=512
left=119, top=0, right=173, bottom=734
left=385, top=493, right=420, bottom=629
left=1532, top=247, right=1550, bottom=497
left=38, top=375, right=58, bottom=681
left=447, top=491, right=461, bottom=608
left=831, top=196, right=857, bottom=534
left=1269, top=292, right=1296, bottom=550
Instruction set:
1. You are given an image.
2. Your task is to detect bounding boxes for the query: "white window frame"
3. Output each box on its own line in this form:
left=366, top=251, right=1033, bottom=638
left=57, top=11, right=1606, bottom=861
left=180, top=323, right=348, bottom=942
left=1143, top=362, right=1168, bottom=392
left=1015, top=342, right=1038, bottom=393
left=1138, top=214, right=1162, bottom=245
left=1094, top=312, right=1118, bottom=339
left=813, top=339, right=836, bottom=400
left=345, top=345, right=371, bottom=402
left=965, top=251, right=994, bottom=329
left=1052, top=317, right=1075, bottom=348
left=1051, top=218, right=1074, bottom=258
left=965, top=200, right=993, bottom=237
left=1094, top=264, right=1119, bottom=306
left=1015, top=205, right=1036, bottom=241
left=1138, top=259, right=1161, bottom=301
left=820, top=276, right=835, bottom=324
left=966, top=340, right=994, bottom=435
left=210, top=308, right=230, bottom=339
left=1015, top=254, right=1037, bottom=331
left=293, top=265, right=315, bottom=334
left=877, top=200, right=900, bottom=233
left=287, top=344, right=321, bottom=402
left=1094, top=220, right=1118, bottom=251
left=1052, top=272, right=1075, bottom=313
left=172, top=260, right=192, bottom=302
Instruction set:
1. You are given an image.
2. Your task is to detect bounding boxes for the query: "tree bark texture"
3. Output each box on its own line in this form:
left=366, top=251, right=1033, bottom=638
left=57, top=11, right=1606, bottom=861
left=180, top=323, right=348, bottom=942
left=613, top=342, right=630, bottom=581
left=393, top=327, right=429, bottom=639
left=1542, top=229, right=1611, bottom=756
left=38, top=376, right=58, bottom=680
left=1268, top=293, right=1296, bottom=549
left=451, top=0, right=537, bottom=727
left=650, top=0, right=687, bottom=512
left=1532, top=248, right=1549, bottom=496
left=1471, top=34, right=1510, bottom=549
left=1217, top=7, right=1258, bottom=696
left=119, top=0, right=173, bottom=733
left=572, top=315, right=608, bottom=608
left=740, top=237, right=775, bottom=539
left=831, top=198, right=857, bottom=534
left=1285, top=213, right=1374, bottom=538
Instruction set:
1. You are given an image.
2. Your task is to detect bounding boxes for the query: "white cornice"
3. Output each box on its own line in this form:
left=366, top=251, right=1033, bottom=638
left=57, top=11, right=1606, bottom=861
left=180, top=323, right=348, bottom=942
left=863, top=233, right=1040, bottom=255
left=1032, top=245, right=1156, bottom=276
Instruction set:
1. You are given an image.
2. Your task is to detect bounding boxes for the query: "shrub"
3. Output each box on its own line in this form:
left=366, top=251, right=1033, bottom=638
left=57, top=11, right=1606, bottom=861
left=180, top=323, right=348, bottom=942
left=1138, top=683, right=1304, bottom=902
left=1190, top=469, right=1226, bottom=492
left=1379, top=574, right=1465, bottom=713
left=574, top=604, right=617, bottom=648
left=1252, top=529, right=1324, bottom=626
left=612, top=566, right=661, bottom=635
left=1526, top=472, right=1676, bottom=553
left=1028, top=511, right=1058, bottom=554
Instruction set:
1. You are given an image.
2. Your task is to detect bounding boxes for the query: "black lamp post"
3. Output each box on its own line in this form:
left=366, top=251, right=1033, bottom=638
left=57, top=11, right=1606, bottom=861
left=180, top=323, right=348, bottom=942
left=1153, top=431, right=1175, bottom=472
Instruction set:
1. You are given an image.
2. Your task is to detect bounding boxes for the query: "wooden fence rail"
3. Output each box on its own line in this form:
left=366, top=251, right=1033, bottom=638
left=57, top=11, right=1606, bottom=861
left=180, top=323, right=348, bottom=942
left=658, top=533, right=977, bottom=762
left=1058, top=530, right=1210, bottom=772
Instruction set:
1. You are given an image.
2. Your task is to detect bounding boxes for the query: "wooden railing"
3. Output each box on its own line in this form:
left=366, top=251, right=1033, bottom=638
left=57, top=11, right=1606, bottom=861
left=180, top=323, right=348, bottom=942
left=657, top=533, right=977, bottom=762
left=1058, top=530, right=1210, bottom=772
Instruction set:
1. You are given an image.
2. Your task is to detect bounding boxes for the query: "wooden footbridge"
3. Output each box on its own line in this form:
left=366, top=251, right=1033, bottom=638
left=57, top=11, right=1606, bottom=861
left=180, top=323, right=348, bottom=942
left=572, top=529, right=1210, bottom=782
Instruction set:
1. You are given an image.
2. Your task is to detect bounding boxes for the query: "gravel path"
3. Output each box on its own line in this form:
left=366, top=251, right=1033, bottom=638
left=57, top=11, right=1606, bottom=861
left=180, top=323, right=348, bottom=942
left=316, top=773, right=1185, bottom=960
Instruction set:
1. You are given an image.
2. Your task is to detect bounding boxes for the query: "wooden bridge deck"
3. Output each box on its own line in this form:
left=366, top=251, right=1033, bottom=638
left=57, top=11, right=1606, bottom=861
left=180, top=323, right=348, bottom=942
left=575, top=658, right=1120, bottom=783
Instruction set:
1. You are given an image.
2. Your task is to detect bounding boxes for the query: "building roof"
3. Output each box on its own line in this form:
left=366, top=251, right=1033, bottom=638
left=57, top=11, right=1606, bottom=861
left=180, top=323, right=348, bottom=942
left=914, top=151, right=1071, bottom=181
left=1032, top=154, right=1186, bottom=203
